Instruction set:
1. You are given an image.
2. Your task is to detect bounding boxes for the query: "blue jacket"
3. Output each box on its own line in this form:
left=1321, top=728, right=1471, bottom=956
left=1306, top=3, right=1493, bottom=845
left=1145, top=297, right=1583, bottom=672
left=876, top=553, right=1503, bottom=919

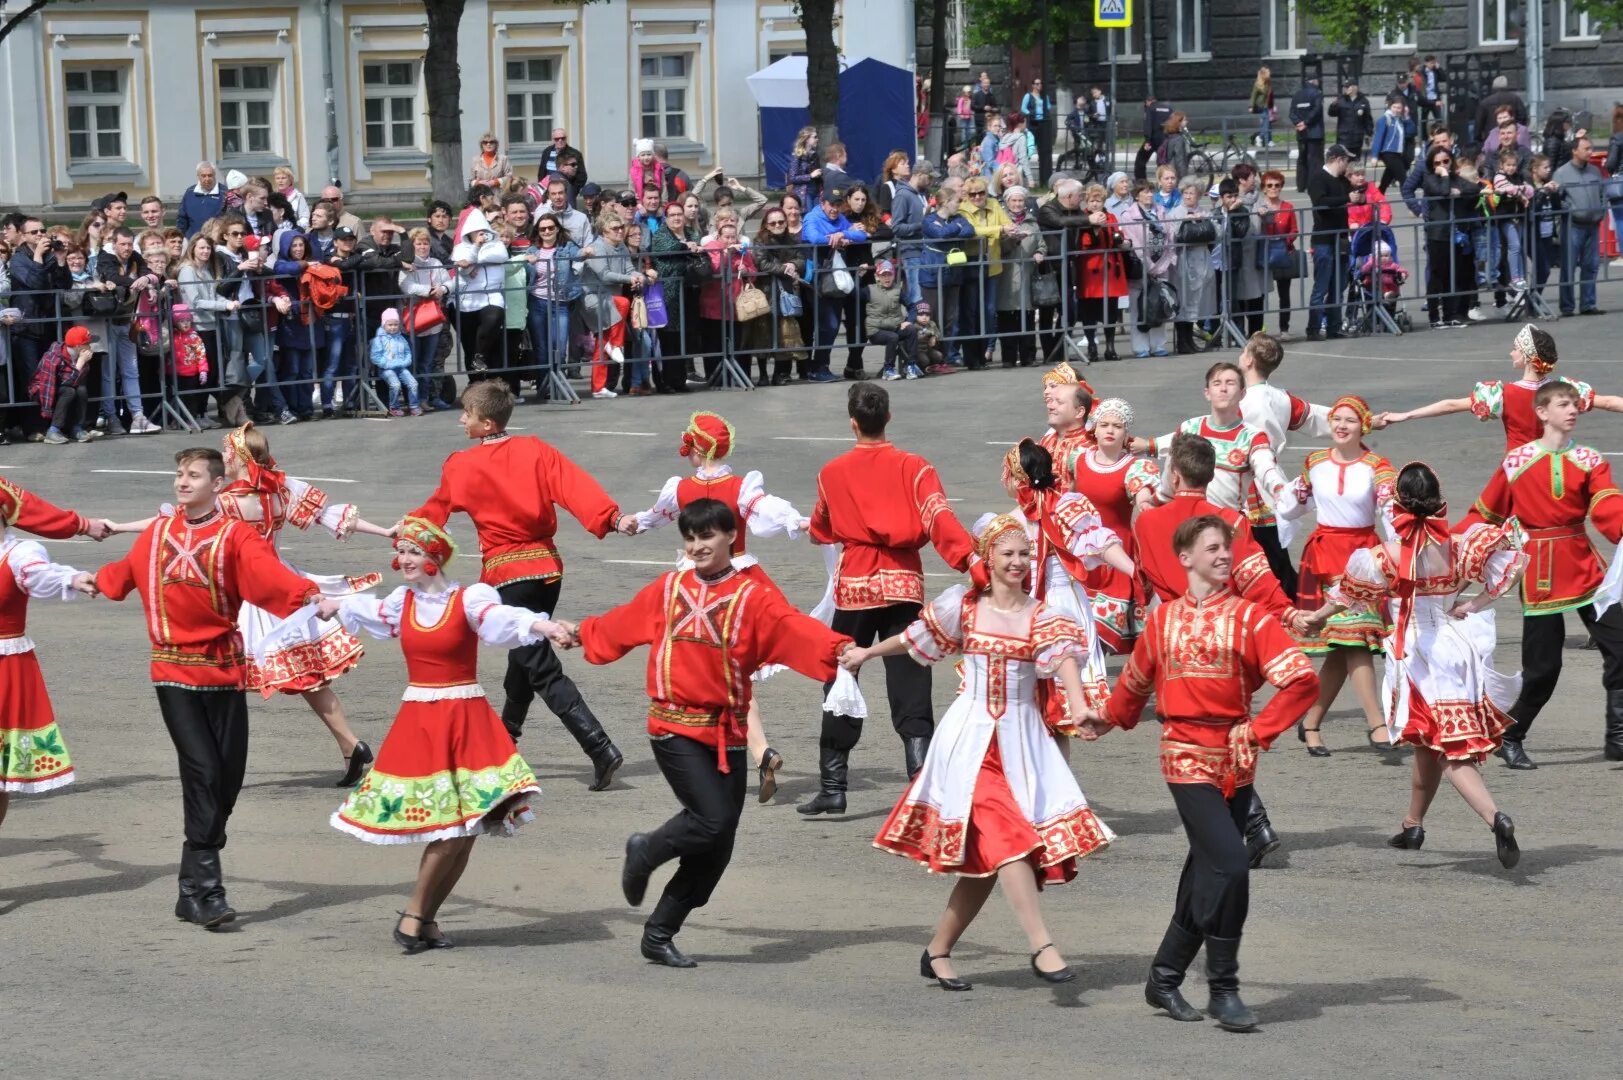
left=917, top=213, right=976, bottom=288
left=1401, top=157, right=1429, bottom=217
left=889, top=184, right=928, bottom=252
left=272, top=231, right=323, bottom=350
left=1371, top=111, right=1405, bottom=157
left=369, top=329, right=413, bottom=371
left=177, top=186, right=226, bottom=238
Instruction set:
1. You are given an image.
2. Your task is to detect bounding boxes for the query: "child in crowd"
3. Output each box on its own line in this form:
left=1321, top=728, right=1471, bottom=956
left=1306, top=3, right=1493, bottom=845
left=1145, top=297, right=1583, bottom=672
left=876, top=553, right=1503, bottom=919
left=914, top=302, right=947, bottom=372
left=1527, top=154, right=1566, bottom=297
left=867, top=259, right=919, bottom=381
left=31, top=326, right=101, bottom=445
left=1457, top=161, right=1494, bottom=293
left=369, top=307, right=421, bottom=416
left=168, top=304, right=214, bottom=431
left=1491, top=148, right=1534, bottom=292
left=1357, top=240, right=1408, bottom=303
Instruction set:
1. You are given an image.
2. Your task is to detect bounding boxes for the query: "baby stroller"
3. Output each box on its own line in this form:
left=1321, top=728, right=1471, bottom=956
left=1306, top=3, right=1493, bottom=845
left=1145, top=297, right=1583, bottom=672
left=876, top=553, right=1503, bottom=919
left=1343, top=224, right=1412, bottom=335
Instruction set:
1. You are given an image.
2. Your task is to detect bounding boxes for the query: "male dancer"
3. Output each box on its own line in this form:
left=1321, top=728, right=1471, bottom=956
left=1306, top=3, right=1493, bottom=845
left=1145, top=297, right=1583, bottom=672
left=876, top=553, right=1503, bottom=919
left=1084, top=516, right=1318, bottom=1031
left=799, top=383, right=976, bottom=815
left=411, top=381, right=635, bottom=790
left=1237, top=333, right=1331, bottom=598
left=0, top=476, right=114, bottom=542
left=1132, top=433, right=1302, bottom=868
left=94, top=449, right=323, bottom=928
left=1039, top=361, right=1095, bottom=490
left=1472, top=381, right=1623, bottom=768
left=566, top=499, right=853, bottom=968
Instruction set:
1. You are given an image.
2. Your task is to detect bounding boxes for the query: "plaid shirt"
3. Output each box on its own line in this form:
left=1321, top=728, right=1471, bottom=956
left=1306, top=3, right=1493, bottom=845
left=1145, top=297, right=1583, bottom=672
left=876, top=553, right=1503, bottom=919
left=30, top=342, right=83, bottom=419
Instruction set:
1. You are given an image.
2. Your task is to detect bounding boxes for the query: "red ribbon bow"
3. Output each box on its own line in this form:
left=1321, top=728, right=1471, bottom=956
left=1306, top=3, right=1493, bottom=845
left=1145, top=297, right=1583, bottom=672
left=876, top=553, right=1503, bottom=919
left=1388, top=505, right=1450, bottom=659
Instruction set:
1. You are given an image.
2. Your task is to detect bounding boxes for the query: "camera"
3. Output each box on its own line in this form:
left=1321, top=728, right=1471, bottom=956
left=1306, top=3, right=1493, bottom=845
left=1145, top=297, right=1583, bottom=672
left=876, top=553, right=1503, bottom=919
left=48, top=238, right=64, bottom=252
left=715, top=173, right=726, bottom=186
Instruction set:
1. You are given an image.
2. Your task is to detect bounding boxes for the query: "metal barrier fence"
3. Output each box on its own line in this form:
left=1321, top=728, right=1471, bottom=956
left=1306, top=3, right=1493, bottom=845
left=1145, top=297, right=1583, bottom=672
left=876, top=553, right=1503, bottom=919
left=1, top=199, right=1618, bottom=437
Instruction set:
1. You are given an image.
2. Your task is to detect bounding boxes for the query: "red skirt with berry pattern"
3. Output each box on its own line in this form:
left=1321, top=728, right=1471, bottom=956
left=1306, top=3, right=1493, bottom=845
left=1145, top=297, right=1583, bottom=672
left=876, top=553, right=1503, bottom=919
left=0, top=649, right=75, bottom=794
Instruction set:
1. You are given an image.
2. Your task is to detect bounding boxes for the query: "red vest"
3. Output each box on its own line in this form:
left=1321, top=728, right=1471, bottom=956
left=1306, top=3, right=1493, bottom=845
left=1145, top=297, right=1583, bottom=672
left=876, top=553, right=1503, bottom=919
left=677, top=473, right=750, bottom=556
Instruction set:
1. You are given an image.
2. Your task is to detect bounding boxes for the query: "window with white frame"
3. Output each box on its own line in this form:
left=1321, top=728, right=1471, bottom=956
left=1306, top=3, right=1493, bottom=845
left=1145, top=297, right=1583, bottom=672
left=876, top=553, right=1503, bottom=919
left=1267, top=0, right=1309, bottom=57
left=1177, top=0, right=1209, bottom=58
left=1105, top=24, right=1140, bottom=61
left=1560, top=1, right=1601, bottom=40
left=64, top=67, right=128, bottom=163
left=1378, top=21, right=1417, bottom=50
left=639, top=53, right=691, bottom=141
left=1479, top=0, right=1525, bottom=45
left=504, top=56, right=557, bottom=150
left=944, top=0, right=969, bottom=67
left=361, top=60, right=420, bottom=153
left=217, top=64, right=278, bottom=158
left=769, top=47, right=805, bottom=65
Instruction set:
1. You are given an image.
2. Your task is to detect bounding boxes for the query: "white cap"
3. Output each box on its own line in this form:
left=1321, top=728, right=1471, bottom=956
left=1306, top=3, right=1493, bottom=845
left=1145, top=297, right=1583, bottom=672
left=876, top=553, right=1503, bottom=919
left=225, top=169, right=248, bottom=190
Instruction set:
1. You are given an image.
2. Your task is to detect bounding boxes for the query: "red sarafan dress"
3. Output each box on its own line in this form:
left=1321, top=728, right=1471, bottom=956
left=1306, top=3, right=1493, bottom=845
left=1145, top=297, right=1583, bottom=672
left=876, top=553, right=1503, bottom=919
left=1068, top=448, right=1159, bottom=652
left=0, top=535, right=83, bottom=794
left=633, top=464, right=807, bottom=592
left=260, top=584, right=544, bottom=843
left=873, top=586, right=1115, bottom=884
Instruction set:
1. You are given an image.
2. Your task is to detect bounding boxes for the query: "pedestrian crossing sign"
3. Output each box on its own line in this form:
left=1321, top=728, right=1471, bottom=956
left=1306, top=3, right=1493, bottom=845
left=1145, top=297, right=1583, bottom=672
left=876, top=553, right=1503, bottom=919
left=1095, top=0, right=1132, bottom=27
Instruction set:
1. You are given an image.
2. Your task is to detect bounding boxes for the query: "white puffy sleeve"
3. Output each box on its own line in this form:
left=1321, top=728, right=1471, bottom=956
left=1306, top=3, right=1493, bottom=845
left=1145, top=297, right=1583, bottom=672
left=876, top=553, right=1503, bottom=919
left=1456, top=521, right=1528, bottom=600
left=461, top=583, right=549, bottom=648
left=1327, top=548, right=1393, bottom=613
left=633, top=476, right=682, bottom=534
left=1277, top=466, right=1314, bottom=522
left=332, top=586, right=409, bottom=640
left=8, top=540, right=83, bottom=601
left=1249, top=443, right=1288, bottom=508
left=1051, top=493, right=1122, bottom=567
left=902, top=584, right=968, bottom=665
left=739, top=470, right=807, bottom=540
left=284, top=476, right=358, bottom=539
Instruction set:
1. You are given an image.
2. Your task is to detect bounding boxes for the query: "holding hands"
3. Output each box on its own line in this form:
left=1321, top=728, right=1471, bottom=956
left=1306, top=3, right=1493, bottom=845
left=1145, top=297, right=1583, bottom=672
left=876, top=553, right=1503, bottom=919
left=546, top=618, right=581, bottom=649
left=70, top=572, right=99, bottom=597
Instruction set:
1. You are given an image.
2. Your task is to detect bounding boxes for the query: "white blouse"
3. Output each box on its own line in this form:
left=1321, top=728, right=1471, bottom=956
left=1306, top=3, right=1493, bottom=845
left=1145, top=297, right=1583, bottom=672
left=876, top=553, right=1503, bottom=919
left=0, top=532, right=84, bottom=656
left=1279, top=454, right=1396, bottom=535
left=334, top=584, right=547, bottom=649
left=633, top=466, right=807, bottom=540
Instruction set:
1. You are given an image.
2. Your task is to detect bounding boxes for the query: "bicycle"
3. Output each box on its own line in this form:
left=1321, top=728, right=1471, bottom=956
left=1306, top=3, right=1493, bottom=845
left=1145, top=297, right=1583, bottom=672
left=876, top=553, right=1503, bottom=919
left=1185, top=131, right=1257, bottom=191
left=1054, top=125, right=1107, bottom=183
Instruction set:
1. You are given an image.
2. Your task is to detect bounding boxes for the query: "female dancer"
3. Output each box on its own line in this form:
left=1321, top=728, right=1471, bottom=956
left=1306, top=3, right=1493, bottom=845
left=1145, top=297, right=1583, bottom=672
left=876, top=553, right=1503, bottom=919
left=1304, top=463, right=1527, bottom=866
left=111, top=423, right=395, bottom=784
left=1067, top=397, right=1159, bottom=652
left=846, top=514, right=1115, bottom=990
left=0, top=531, right=95, bottom=828
left=1278, top=395, right=1399, bottom=755
left=630, top=411, right=814, bottom=801
left=997, top=438, right=1133, bottom=725
left=296, top=518, right=558, bottom=951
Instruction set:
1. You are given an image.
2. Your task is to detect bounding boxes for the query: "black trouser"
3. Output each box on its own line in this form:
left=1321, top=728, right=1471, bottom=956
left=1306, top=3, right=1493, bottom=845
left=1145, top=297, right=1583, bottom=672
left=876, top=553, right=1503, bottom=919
left=1426, top=237, right=1474, bottom=323
left=1506, top=603, right=1623, bottom=742
left=1034, top=118, right=1055, bottom=187
left=49, top=384, right=87, bottom=432
left=820, top=603, right=933, bottom=749
left=1134, top=143, right=1156, bottom=182
left=1228, top=292, right=1264, bottom=338
left=1377, top=151, right=1408, bottom=194
left=1169, top=782, right=1252, bottom=939
left=155, top=686, right=249, bottom=852
left=1249, top=523, right=1298, bottom=603
left=498, top=577, right=595, bottom=736
left=995, top=310, right=1036, bottom=366
left=1274, top=276, right=1294, bottom=332
left=456, top=305, right=505, bottom=376
left=645, top=737, right=747, bottom=932
left=657, top=296, right=696, bottom=390
left=1296, top=139, right=1323, bottom=193
left=870, top=326, right=918, bottom=370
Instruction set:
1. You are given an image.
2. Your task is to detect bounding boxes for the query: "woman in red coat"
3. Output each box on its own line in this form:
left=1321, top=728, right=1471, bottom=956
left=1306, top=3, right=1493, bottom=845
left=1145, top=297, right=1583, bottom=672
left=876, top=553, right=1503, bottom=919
left=1071, top=183, right=1127, bottom=362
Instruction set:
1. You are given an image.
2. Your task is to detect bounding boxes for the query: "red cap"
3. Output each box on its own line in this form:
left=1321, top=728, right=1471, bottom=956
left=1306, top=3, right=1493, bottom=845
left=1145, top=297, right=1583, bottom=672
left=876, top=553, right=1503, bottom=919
left=63, top=326, right=97, bottom=349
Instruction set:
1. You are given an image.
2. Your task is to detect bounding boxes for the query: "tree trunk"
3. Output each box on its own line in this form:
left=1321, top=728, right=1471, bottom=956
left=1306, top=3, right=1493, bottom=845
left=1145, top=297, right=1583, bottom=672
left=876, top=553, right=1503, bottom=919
left=0, top=1, right=52, bottom=48
left=422, top=0, right=467, bottom=204
left=800, top=0, right=840, bottom=149
left=927, top=0, right=947, bottom=117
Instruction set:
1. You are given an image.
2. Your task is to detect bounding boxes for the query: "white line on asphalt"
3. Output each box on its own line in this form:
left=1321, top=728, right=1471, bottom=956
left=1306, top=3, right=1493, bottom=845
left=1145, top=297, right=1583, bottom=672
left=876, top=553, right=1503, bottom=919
left=585, top=430, right=656, bottom=437
left=292, top=475, right=358, bottom=484
left=772, top=436, right=852, bottom=441
left=1289, top=349, right=1525, bottom=364
left=37, top=538, right=93, bottom=544
left=363, top=417, right=393, bottom=423
left=89, top=468, right=356, bottom=484
left=604, top=559, right=679, bottom=566
left=0, top=464, right=22, bottom=469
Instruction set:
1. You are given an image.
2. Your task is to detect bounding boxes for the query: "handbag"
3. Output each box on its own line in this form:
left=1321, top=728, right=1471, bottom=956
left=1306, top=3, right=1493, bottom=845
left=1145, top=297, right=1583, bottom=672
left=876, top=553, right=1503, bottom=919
left=1139, top=279, right=1176, bottom=327
left=778, top=283, right=804, bottom=317
left=1030, top=272, right=1061, bottom=309
left=819, top=251, right=856, bottom=298
left=1179, top=218, right=1217, bottom=246
left=631, top=294, right=651, bottom=331
left=85, top=287, right=121, bottom=317
left=641, top=281, right=669, bottom=328
left=1118, top=245, right=1144, bottom=281
left=407, top=299, right=446, bottom=334
left=1607, top=175, right=1623, bottom=204
left=237, top=305, right=265, bottom=334
left=735, top=282, right=770, bottom=322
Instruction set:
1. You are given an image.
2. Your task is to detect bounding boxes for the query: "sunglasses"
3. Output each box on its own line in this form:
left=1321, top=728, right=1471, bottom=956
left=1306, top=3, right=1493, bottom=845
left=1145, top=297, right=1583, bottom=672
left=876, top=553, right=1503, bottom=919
left=553, top=135, right=567, bottom=142
left=227, top=230, right=246, bottom=237
left=538, top=224, right=558, bottom=232
left=482, top=140, right=497, bottom=146
left=766, top=219, right=786, bottom=226
left=24, top=227, right=44, bottom=235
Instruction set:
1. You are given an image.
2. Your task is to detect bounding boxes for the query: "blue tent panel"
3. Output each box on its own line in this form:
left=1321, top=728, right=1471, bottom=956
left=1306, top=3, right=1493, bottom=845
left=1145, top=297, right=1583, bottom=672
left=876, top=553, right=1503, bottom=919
left=760, top=57, right=916, bottom=190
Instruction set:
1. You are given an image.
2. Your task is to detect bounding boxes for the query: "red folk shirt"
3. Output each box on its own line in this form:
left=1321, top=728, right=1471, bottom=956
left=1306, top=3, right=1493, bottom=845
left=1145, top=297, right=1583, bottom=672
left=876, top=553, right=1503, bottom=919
left=1472, top=440, right=1623, bottom=614
left=95, top=513, right=319, bottom=687
left=809, top=441, right=975, bottom=609
left=0, top=476, right=90, bottom=539
left=412, top=434, right=622, bottom=587
left=1040, top=426, right=1095, bottom=493
left=577, top=567, right=852, bottom=770
left=1102, top=589, right=1318, bottom=795
left=1132, top=491, right=1293, bottom=619
left=1470, top=377, right=1596, bottom=451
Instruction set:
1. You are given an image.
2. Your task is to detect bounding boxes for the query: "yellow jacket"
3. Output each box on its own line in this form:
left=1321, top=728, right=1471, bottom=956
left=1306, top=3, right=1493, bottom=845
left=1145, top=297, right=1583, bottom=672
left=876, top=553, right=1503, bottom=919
left=958, top=200, right=1012, bottom=276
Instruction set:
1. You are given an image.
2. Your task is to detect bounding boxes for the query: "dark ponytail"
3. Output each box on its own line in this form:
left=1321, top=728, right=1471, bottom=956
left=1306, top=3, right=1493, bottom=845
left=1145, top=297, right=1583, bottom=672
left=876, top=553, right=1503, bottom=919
left=1395, top=462, right=1444, bottom=518
left=1018, top=438, right=1058, bottom=491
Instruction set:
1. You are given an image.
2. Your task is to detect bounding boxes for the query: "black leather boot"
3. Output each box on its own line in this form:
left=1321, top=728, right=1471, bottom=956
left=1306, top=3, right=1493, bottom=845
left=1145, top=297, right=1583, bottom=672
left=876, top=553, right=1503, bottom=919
left=1204, top=935, right=1259, bottom=1031
left=1144, top=921, right=1205, bottom=1022
left=558, top=703, right=624, bottom=791
left=903, top=735, right=931, bottom=780
left=1243, top=791, right=1281, bottom=869
left=1605, top=691, right=1623, bottom=761
left=190, top=848, right=236, bottom=930
left=640, top=924, right=698, bottom=968
left=621, top=833, right=653, bottom=906
left=174, top=845, right=201, bottom=922
left=797, top=747, right=849, bottom=816
left=1499, top=739, right=1537, bottom=770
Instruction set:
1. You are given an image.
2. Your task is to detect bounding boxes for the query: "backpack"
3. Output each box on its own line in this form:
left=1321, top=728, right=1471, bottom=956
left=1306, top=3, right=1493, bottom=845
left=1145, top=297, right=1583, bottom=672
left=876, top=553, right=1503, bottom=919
left=1156, top=140, right=1172, bottom=167
left=995, top=142, right=1017, bottom=166
left=299, top=263, right=348, bottom=320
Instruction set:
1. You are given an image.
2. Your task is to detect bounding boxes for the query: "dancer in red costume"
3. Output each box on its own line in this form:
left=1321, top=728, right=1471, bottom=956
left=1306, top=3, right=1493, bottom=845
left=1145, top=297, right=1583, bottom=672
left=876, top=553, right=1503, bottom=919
left=0, top=475, right=114, bottom=541
left=1037, top=361, right=1094, bottom=490
left=849, top=514, right=1113, bottom=991
left=1083, top=516, right=1318, bottom=1032
left=564, top=499, right=854, bottom=969
left=92, top=448, right=325, bottom=929
left=631, top=411, right=813, bottom=801
left=295, top=517, right=558, bottom=953
left=1067, top=397, right=1159, bottom=651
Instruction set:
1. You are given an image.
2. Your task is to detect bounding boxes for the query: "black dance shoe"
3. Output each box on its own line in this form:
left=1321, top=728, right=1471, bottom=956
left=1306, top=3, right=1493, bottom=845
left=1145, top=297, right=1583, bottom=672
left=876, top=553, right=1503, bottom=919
left=1203, top=936, right=1258, bottom=1032
left=1029, top=942, right=1076, bottom=984
left=641, top=926, right=698, bottom=968
left=1298, top=720, right=1332, bottom=758
left=418, top=919, right=455, bottom=949
left=757, top=747, right=784, bottom=804
left=393, top=911, right=429, bottom=955
left=621, top=833, right=653, bottom=907
left=337, top=741, right=374, bottom=787
left=920, top=948, right=972, bottom=991
left=1499, top=740, right=1537, bottom=770
left=589, top=743, right=625, bottom=792
left=1387, top=825, right=1426, bottom=850
left=1492, top=812, right=1520, bottom=869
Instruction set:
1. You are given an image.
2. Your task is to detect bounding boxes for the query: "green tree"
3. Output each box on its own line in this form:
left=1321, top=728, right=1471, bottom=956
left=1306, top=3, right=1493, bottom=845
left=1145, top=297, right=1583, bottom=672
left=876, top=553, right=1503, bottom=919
left=1300, top=0, right=1439, bottom=58
left=964, top=0, right=1090, bottom=50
